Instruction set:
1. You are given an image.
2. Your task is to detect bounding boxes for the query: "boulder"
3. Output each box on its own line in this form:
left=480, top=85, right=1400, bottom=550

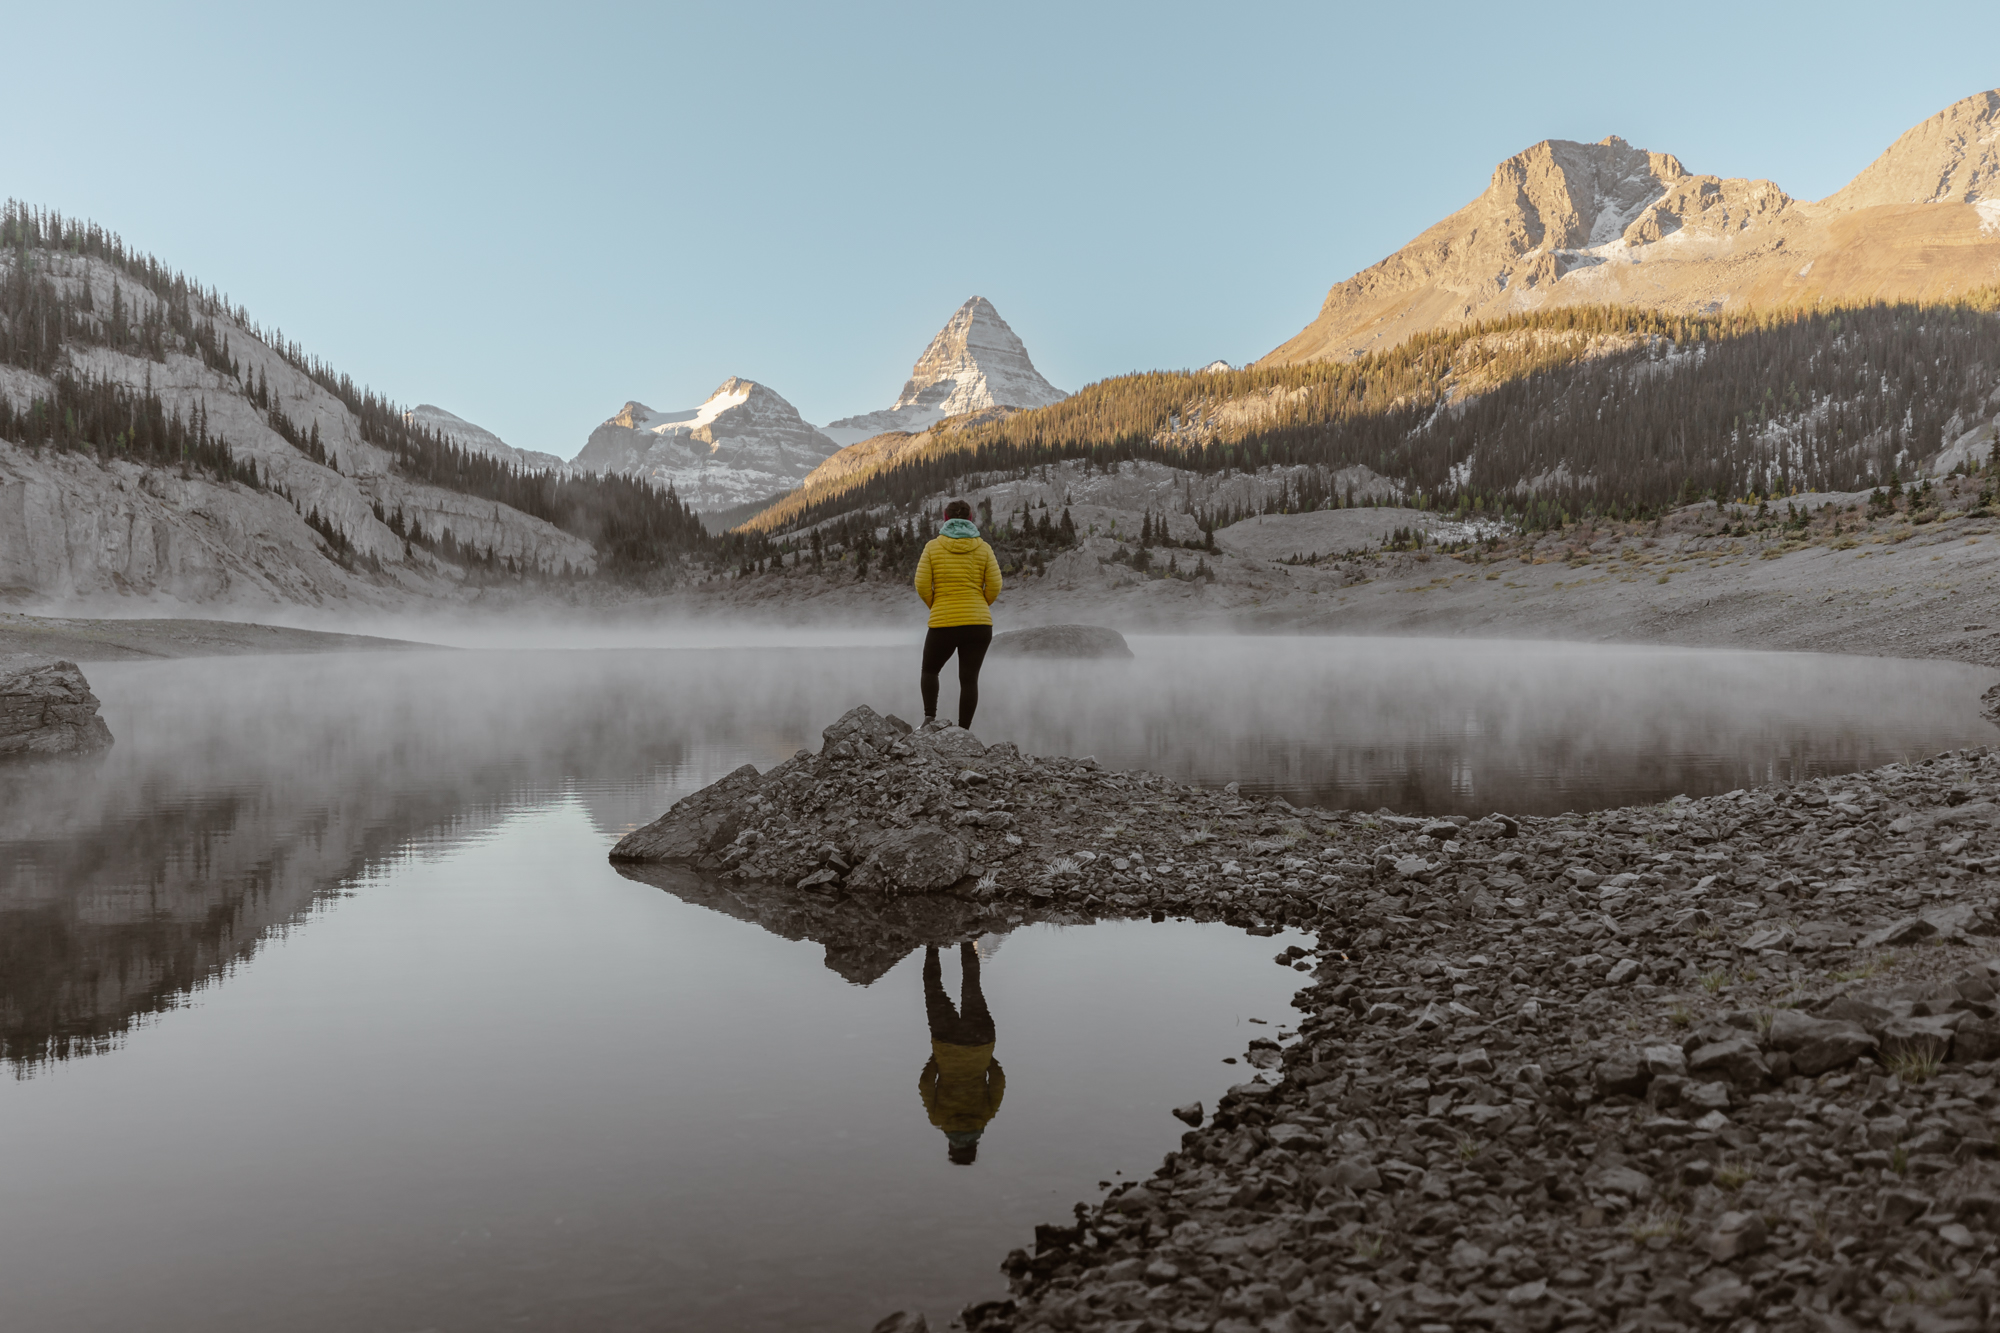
left=1766, top=1009, right=1877, bottom=1075
left=821, top=704, right=907, bottom=754
left=0, top=653, right=114, bottom=758
left=1687, top=1036, right=1770, bottom=1086
left=847, top=824, right=969, bottom=895
left=988, top=624, right=1134, bottom=659
left=609, top=763, right=763, bottom=862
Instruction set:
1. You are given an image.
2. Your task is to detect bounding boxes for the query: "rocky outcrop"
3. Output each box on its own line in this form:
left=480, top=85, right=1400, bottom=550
left=1263, top=89, right=2000, bottom=366
left=989, top=624, right=1133, bottom=659
left=618, top=709, right=2000, bottom=1333
left=568, top=379, right=841, bottom=513
left=824, top=298, right=1066, bottom=444
left=0, top=654, right=112, bottom=757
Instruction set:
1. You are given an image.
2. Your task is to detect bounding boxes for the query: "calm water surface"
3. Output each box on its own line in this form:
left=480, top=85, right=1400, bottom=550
left=1, top=636, right=1992, bottom=1331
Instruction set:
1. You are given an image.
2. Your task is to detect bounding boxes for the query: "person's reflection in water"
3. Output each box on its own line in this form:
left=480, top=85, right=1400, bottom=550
left=920, top=942, right=1004, bottom=1165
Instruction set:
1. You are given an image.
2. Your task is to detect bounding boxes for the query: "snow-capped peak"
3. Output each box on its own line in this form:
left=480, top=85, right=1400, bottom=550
left=569, top=378, right=840, bottom=514
left=823, top=296, right=1067, bottom=445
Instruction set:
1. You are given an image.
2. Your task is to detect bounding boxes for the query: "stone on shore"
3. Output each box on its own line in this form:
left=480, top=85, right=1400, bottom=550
left=847, top=823, right=969, bottom=895
left=988, top=624, right=1133, bottom=658
left=0, top=653, right=114, bottom=758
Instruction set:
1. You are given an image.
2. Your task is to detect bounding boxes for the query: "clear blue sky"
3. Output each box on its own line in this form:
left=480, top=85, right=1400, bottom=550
left=9, top=1, right=1997, bottom=455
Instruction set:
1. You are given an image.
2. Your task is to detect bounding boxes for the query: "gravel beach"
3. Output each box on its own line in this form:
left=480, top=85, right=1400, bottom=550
left=616, top=704, right=2000, bottom=1333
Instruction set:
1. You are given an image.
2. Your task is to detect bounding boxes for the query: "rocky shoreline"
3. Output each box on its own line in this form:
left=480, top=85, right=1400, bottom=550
left=615, top=707, right=2000, bottom=1333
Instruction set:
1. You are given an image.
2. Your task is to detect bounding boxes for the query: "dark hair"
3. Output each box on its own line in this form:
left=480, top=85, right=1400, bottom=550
left=944, top=500, right=973, bottom=521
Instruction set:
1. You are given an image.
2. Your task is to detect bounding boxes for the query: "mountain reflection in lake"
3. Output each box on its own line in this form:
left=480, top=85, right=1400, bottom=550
left=0, top=637, right=1991, bottom=1331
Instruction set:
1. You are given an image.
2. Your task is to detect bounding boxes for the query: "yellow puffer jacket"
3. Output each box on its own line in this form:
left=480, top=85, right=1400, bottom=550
left=920, top=1043, right=1006, bottom=1132
left=914, top=532, right=1002, bottom=627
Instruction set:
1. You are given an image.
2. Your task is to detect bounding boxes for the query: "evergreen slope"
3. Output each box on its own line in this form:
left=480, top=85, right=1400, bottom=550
left=0, top=204, right=707, bottom=574
left=742, top=298, right=2000, bottom=536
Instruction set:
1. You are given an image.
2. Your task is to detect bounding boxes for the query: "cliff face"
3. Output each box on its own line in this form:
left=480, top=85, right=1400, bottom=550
left=1264, top=91, right=2000, bottom=366
left=0, top=250, right=599, bottom=607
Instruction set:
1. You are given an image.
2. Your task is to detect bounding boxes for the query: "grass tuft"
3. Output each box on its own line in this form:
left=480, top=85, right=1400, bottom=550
left=1625, top=1207, right=1685, bottom=1242
left=1886, top=1040, right=1946, bottom=1085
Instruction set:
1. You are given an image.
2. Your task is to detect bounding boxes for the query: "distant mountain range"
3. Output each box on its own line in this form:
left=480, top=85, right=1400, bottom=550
left=568, top=378, right=843, bottom=514
left=560, top=296, right=1067, bottom=513
left=1263, top=90, right=2000, bottom=365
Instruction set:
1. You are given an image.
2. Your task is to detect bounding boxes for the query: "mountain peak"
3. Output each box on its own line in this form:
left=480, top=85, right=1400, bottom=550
left=825, top=297, right=1066, bottom=444
left=1820, top=89, right=2000, bottom=210
left=1262, top=88, right=2000, bottom=367
left=404, top=404, right=563, bottom=472
left=570, top=378, right=838, bottom=514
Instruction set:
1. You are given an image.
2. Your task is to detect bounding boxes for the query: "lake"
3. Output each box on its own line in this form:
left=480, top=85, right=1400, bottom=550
left=1, top=636, right=1991, bottom=1331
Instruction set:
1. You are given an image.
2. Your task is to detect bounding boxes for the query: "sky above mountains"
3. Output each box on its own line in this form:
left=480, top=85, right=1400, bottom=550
left=10, top=1, right=1999, bottom=453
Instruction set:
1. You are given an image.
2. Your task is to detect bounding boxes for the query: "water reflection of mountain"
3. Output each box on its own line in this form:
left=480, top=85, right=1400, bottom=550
left=0, top=652, right=768, bottom=1073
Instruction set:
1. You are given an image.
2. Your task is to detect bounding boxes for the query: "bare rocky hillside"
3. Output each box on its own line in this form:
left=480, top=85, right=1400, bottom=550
left=1264, top=91, right=2000, bottom=366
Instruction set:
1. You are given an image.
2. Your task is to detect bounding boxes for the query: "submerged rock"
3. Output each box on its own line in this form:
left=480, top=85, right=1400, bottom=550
left=0, top=654, right=113, bottom=758
left=988, top=624, right=1133, bottom=659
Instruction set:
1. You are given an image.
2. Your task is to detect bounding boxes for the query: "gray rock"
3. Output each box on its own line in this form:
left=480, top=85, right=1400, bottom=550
left=1585, top=1163, right=1654, bottom=1201
left=1707, top=1210, right=1766, bottom=1260
left=1955, top=1017, right=2000, bottom=1062
left=1605, top=958, right=1641, bottom=985
left=1880, top=1190, right=1931, bottom=1226
left=1688, top=1035, right=1770, bottom=1086
left=1329, top=1157, right=1382, bottom=1191
left=1642, top=1044, right=1688, bottom=1078
left=1766, top=1009, right=1877, bottom=1074
left=1594, top=1053, right=1651, bottom=1097
left=0, top=654, right=113, bottom=758
left=821, top=704, right=904, bottom=752
left=870, top=1313, right=929, bottom=1333
left=987, top=624, right=1133, bottom=658
left=847, top=824, right=969, bottom=895
left=1876, top=1013, right=1959, bottom=1060
left=610, top=763, right=763, bottom=862
left=1172, top=1101, right=1203, bottom=1127
left=1690, top=1280, right=1754, bottom=1320
left=1859, top=916, right=1939, bottom=948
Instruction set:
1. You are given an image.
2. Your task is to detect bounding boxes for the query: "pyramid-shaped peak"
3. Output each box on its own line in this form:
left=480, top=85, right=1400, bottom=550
left=824, top=296, right=1067, bottom=442
left=1821, top=88, right=2000, bottom=209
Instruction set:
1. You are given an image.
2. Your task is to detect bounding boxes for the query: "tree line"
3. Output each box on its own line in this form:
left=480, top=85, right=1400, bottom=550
left=0, top=202, right=713, bottom=573
left=744, top=297, right=2000, bottom=536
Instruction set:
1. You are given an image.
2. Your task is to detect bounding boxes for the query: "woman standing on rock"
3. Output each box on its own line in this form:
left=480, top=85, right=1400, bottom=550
left=913, top=499, right=1002, bottom=730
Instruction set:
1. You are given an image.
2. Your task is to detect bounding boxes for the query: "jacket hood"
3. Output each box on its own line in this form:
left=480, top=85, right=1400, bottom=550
left=940, top=518, right=980, bottom=539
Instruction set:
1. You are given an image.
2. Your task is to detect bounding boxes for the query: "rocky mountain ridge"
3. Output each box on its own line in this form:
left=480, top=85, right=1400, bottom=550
left=0, top=248, right=597, bottom=606
left=404, top=404, right=563, bottom=473
left=1265, top=89, right=2000, bottom=366
left=568, top=377, right=842, bottom=514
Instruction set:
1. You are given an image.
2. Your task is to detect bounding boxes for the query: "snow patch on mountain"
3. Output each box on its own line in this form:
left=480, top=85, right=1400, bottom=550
left=825, top=296, right=1065, bottom=442
left=569, top=377, right=840, bottom=513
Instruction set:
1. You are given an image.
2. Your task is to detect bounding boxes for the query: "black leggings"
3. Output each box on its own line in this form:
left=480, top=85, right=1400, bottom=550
left=924, top=943, right=996, bottom=1046
left=921, top=625, right=993, bottom=728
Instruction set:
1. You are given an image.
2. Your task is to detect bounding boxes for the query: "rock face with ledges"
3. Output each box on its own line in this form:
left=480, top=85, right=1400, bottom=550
left=0, top=654, right=113, bottom=757
left=1263, top=89, right=2000, bottom=367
